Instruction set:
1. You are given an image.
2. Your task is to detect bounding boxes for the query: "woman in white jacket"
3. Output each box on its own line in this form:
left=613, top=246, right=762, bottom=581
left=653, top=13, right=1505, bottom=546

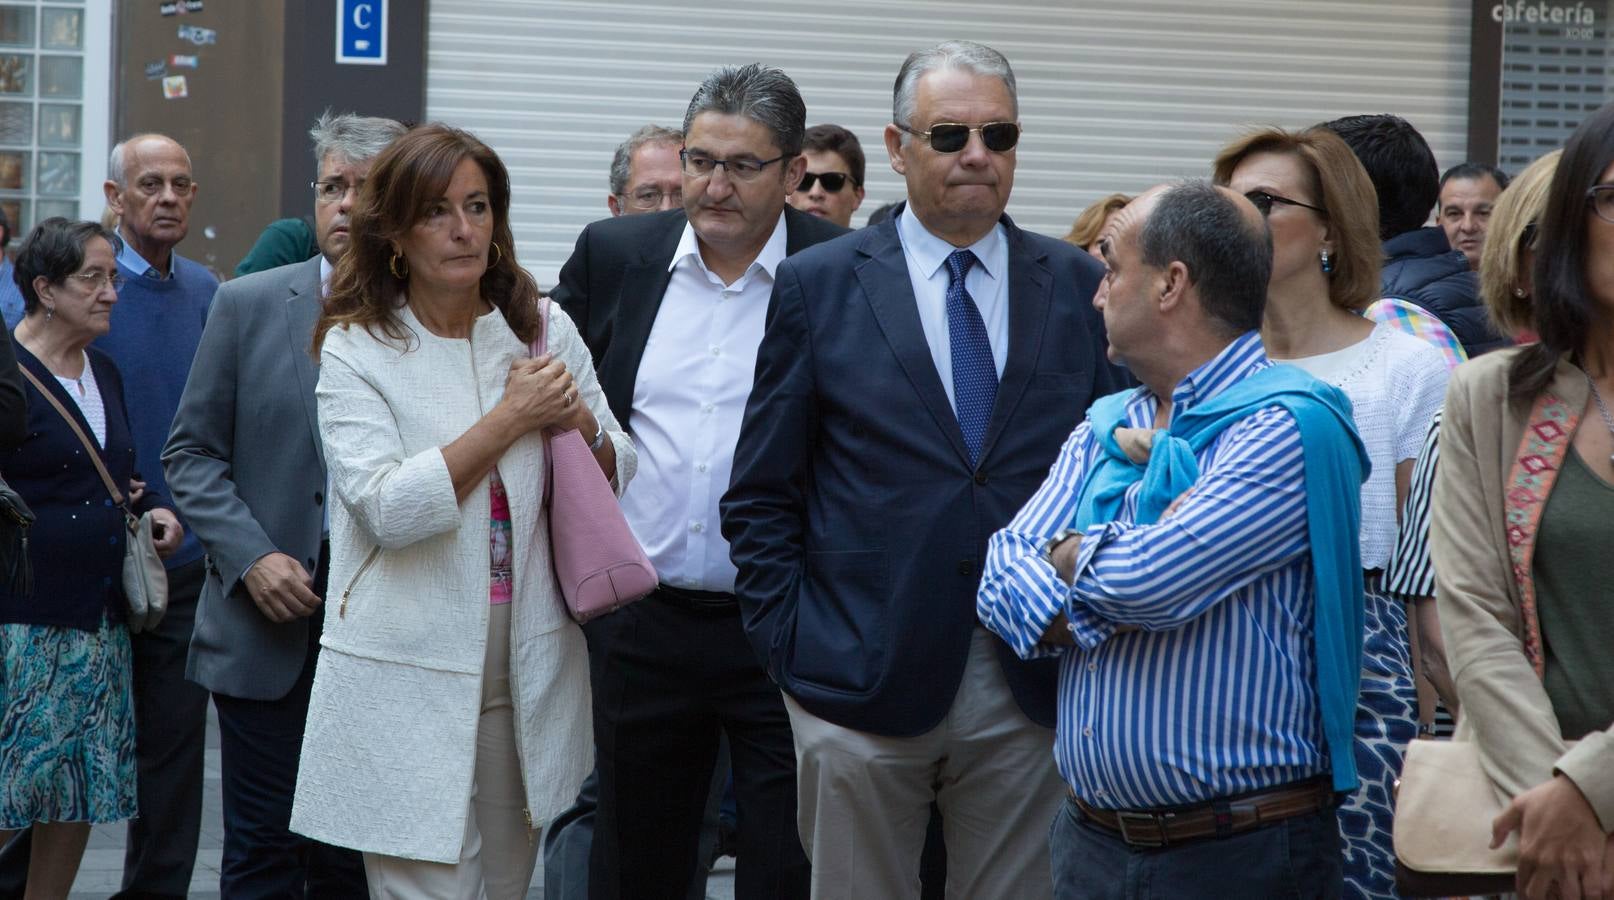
left=292, top=124, right=635, bottom=898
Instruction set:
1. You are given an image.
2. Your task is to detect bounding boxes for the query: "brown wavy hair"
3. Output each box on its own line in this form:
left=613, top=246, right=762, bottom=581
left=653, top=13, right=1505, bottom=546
left=1213, top=126, right=1381, bottom=312
left=1062, top=193, right=1130, bottom=250
left=313, top=123, right=540, bottom=356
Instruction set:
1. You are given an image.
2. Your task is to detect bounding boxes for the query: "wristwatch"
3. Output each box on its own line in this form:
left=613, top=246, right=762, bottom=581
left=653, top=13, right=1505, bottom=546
left=588, top=424, right=608, bottom=452
left=1044, top=528, right=1082, bottom=563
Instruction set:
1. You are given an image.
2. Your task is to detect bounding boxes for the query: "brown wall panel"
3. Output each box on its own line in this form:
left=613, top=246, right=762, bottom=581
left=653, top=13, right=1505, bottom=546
left=115, top=0, right=285, bottom=277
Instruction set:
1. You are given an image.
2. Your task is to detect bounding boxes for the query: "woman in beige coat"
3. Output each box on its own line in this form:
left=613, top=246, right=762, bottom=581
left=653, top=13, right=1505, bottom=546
left=291, top=124, right=635, bottom=898
left=1430, top=102, right=1614, bottom=900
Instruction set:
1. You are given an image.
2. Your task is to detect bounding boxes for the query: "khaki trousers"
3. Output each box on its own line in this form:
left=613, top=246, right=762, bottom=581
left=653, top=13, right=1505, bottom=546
left=362, top=603, right=539, bottom=899
left=784, top=628, right=1064, bottom=900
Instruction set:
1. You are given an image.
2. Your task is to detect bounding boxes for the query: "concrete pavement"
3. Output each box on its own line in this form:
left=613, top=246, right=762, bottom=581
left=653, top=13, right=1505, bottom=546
left=67, top=704, right=737, bottom=898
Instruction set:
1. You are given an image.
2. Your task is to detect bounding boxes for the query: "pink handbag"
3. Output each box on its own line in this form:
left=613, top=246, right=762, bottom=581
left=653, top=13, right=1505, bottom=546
left=533, top=297, right=657, bottom=622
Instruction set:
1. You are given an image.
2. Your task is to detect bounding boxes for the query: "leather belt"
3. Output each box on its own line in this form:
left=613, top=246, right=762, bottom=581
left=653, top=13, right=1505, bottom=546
left=655, top=584, right=738, bottom=612
left=1072, top=777, right=1334, bottom=848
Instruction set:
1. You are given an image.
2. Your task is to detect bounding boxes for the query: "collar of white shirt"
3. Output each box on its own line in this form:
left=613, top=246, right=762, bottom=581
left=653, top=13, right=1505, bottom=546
left=895, top=205, right=1005, bottom=282
left=667, top=210, right=790, bottom=289
left=320, top=254, right=333, bottom=297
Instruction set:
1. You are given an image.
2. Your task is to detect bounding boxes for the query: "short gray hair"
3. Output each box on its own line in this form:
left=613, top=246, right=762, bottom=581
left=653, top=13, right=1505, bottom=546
left=893, top=40, right=1018, bottom=133
left=310, top=110, right=406, bottom=171
left=609, top=124, right=683, bottom=195
left=107, top=133, right=190, bottom=189
left=682, top=64, right=805, bottom=157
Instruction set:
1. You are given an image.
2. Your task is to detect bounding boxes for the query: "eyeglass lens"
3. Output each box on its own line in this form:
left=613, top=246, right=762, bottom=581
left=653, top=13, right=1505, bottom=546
left=799, top=172, right=851, bottom=193
left=70, top=271, right=121, bottom=290
left=1591, top=185, right=1614, bottom=224
left=1244, top=191, right=1275, bottom=216
left=630, top=189, right=681, bottom=209
left=925, top=123, right=1019, bottom=154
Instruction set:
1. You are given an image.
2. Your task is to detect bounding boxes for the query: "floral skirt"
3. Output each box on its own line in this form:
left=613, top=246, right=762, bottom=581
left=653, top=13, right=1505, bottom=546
left=1337, top=586, right=1419, bottom=900
left=0, top=614, right=137, bottom=828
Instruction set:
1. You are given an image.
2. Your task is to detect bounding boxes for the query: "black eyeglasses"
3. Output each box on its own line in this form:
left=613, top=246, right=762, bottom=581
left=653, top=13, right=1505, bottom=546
left=1244, top=190, right=1327, bottom=218
left=1588, top=184, right=1614, bottom=225
left=679, top=150, right=790, bottom=181
left=896, top=121, right=1020, bottom=154
left=798, top=171, right=857, bottom=193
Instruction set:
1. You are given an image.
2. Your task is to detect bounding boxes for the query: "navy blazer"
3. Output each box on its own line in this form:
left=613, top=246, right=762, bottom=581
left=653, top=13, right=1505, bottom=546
left=720, top=212, right=1128, bottom=737
left=1, top=341, right=169, bottom=630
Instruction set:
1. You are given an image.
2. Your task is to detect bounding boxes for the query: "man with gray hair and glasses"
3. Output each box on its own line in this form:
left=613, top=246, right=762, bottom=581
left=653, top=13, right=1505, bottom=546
left=162, top=110, right=403, bottom=898
left=553, top=63, right=844, bottom=900
left=722, top=40, right=1125, bottom=899
left=607, top=123, right=683, bottom=217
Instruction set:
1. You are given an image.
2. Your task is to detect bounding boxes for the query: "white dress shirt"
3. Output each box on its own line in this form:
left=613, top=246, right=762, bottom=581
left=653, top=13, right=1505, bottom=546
left=895, top=206, right=1010, bottom=407
left=619, top=212, right=789, bottom=593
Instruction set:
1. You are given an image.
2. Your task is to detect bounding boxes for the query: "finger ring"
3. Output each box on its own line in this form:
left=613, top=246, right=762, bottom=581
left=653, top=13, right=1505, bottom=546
left=565, top=391, right=576, bottom=406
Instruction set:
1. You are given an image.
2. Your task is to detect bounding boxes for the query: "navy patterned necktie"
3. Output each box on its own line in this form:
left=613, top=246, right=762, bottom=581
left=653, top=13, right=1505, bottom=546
left=944, top=248, right=996, bottom=465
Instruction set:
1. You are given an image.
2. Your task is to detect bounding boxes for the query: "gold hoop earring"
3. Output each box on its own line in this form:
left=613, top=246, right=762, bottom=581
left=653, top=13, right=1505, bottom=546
left=489, top=243, right=503, bottom=267
left=389, top=252, right=408, bottom=279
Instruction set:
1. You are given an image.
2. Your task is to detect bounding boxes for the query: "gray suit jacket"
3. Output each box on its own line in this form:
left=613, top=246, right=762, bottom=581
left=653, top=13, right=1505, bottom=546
left=163, top=256, right=327, bottom=700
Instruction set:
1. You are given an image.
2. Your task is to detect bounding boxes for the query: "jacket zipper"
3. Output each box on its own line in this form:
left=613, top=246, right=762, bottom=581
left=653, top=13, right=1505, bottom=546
left=337, top=545, right=382, bottom=618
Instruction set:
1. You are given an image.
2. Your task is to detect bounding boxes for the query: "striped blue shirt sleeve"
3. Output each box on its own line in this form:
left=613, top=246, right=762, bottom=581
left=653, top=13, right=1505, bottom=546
left=978, top=422, right=1116, bottom=659
left=1064, top=407, right=1310, bottom=643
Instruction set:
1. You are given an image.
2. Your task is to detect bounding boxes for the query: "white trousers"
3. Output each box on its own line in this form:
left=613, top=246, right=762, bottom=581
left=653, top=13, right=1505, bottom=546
left=362, top=603, right=538, bottom=900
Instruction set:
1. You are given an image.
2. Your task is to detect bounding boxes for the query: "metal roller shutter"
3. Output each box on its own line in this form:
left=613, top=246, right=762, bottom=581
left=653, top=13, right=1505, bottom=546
left=428, top=0, right=1471, bottom=287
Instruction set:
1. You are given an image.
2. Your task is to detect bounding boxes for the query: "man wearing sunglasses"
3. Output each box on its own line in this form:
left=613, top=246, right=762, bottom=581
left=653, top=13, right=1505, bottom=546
left=788, top=123, right=866, bottom=228
left=723, top=40, right=1126, bottom=900
left=553, top=63, right=845, bottom=900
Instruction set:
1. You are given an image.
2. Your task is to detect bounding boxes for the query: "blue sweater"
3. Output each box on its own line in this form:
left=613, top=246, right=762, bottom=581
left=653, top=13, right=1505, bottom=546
left=92, top=251, right=216, bottom=569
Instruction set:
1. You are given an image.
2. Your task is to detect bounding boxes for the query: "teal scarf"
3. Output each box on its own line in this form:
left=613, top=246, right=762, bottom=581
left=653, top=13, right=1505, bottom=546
left=1073, top=364, right=1369, bottom=793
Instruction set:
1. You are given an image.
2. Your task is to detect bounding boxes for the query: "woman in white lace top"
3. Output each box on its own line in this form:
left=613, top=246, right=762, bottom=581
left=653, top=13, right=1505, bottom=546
left=1216, top=126, right=1448, bottom=900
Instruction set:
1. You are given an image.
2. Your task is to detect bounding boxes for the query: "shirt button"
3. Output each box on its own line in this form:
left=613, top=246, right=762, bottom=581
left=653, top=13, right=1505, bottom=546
left=1095, top=788, right=1107, bottom=798
left=1087, top=661, right=1097, bottom=672
left=709, top=346, right=721, bottom=357
left=689, top=522, right=704, bottom=534
left=696, top=463, right=708, bottom=473
left=701, top=403, right=715, bottom=414
left=1083, top=726, right=1093, bottom=738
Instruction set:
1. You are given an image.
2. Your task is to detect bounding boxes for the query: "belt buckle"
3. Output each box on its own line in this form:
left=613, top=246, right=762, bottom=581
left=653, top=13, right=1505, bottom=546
left=1115, top=811, right=1168, bottom=848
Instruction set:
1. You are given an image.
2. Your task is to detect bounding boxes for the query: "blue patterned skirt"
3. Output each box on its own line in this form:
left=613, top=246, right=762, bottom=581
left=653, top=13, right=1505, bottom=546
left=1337, top=586, right=1419, bottom=900
left=0, top=613, right=138, bottom=827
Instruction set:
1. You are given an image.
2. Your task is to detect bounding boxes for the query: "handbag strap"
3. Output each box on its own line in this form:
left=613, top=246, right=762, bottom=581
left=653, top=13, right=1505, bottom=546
left=532, top=297, right=554, bottom=507
left=17, top=362, right=131, bottom=512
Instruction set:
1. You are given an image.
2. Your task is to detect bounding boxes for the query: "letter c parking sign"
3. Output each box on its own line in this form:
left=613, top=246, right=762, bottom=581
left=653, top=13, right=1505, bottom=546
left=337, top=0, right=386, bottom=65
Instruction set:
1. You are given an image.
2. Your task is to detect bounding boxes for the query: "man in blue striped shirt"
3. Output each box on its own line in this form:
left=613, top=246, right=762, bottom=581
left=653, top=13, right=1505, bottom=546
left=979, top=181, right=1364, bottom=898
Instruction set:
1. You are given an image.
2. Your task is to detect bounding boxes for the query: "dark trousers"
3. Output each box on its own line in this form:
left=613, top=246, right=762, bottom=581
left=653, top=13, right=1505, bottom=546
left=588, top=591, right=809, bottom=900
left=115, top=556, right=211, bottom=900
left=212, top=544, right=366, bottom=899
left=544, top=755, right=725, bottom=900
left=1049, top=796, right=1342, bottom=900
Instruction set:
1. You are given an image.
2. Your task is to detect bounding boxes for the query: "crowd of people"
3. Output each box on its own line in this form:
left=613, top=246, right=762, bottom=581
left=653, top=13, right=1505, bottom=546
left=0, top=35, right=1609, bottom=900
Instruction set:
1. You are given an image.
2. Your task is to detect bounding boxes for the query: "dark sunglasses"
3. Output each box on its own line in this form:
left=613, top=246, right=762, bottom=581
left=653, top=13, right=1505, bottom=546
left=798, top=171, right=857, bottom=193
left=1243, top=190, right=1327, bottom=218
left=897, top=121, right=1020, bottom=154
